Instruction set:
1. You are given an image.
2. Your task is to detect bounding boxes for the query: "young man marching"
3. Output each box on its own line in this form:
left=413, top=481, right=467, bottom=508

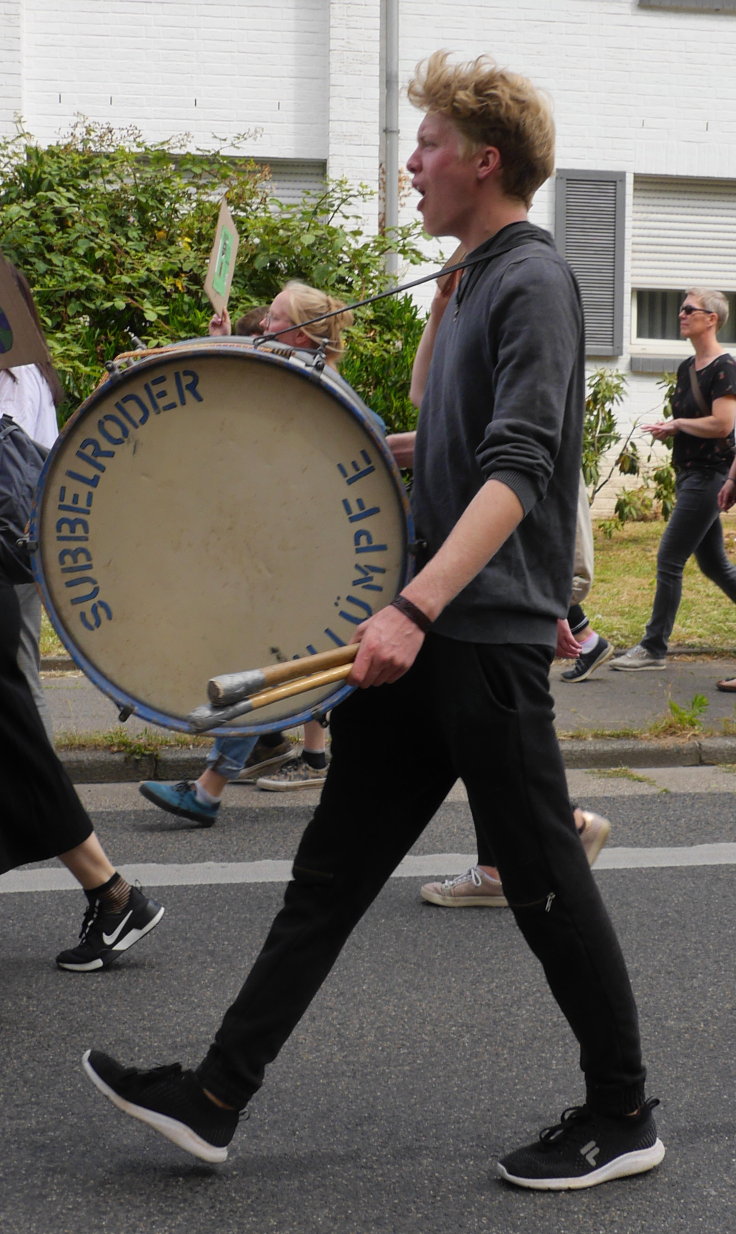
left=83, top=51, right=664, bottom=1191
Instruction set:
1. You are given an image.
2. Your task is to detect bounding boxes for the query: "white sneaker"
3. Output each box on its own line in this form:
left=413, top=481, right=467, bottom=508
left=576, top=809, right=611, bottom=866
left=420, top=866, right=508, bottom=907
left=610, top=644, right=665, bottom=671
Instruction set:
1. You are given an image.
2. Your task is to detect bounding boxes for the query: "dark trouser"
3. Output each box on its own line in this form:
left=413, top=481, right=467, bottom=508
left=567, top=603, right=589, bottom=636
left=197, top=636, right=647, bottom=1118
left=0, top=584, right=92, bottom=874
left=14, top=582, right=53, bottom=742
left=642, top=468, right=736, bottom=658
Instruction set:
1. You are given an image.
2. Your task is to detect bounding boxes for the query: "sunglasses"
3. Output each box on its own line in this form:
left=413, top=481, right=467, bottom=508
left=679, top=304, right=713, bottom=316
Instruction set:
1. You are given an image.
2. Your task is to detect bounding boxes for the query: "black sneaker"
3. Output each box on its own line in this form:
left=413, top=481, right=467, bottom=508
left=82, top=1049, right=239, bottom=1163
left=56, top=886, right=164, bottom=972
left=497, top=1101, right=664, bottom=1190
left=561, top=636, right=615, bottom=683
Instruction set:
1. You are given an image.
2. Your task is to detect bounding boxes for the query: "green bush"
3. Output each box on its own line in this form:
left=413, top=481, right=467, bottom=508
left=584, top=367, right=678, bottom=535
left=0, top=119, right=425, bottom=432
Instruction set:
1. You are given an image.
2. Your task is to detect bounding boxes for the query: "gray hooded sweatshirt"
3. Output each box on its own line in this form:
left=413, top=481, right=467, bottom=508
left=411, top=221, right=585, bottom=648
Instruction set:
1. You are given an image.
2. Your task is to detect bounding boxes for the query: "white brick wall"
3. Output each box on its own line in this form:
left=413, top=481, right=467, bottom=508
left=0, top=0, right=23, bottom=137
left=17, top=0, right=328, bottom=158
left=327, top=0, right=382, bottom=231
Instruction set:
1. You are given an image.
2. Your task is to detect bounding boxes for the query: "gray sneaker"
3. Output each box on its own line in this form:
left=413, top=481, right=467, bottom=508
left=610, top=644, right=665, bottom=671
left=255, top=754, right=328, bottom=791
left=420, top=866, right=508, bottom=907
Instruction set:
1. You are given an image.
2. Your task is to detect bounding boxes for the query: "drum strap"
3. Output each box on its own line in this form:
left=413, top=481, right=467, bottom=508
left=262, top=251, right=497, bottom=344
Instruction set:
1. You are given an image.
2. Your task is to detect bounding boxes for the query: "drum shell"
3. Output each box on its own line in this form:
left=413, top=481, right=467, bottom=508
left=30, top=340, right=413, bottom=734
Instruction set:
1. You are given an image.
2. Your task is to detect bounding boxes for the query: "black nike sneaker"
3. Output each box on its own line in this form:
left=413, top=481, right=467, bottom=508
left=56, top=886, right=164, bottom=972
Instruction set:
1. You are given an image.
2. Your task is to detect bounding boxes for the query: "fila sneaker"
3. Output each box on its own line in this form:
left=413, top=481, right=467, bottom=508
left=56, top=886, right=164, bottom=972
left=497, top=1100, right=665, bottom=1190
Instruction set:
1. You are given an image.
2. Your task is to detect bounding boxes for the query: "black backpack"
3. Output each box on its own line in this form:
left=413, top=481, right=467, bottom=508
left=0, top=413, right=48, bottom=584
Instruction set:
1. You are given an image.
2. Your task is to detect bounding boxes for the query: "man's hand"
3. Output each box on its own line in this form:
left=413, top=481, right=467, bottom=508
left=386, top=432, right=416, bottom=469
left=555, top=618, right=582, bottom=659
left=348, top=604, right=425, bottom=688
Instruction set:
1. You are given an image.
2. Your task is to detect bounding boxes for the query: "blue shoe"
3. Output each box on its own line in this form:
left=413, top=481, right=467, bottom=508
left=138, top=780, right=219, bottom=827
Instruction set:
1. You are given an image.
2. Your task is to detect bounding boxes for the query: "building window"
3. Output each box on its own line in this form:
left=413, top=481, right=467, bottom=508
left=636, top=290, right=736, bottom=343
left=555, top=170, right=625, bottom=357
left=630, top=176, right=736, bottom=367
left=635, top=289, right=736, bottom=343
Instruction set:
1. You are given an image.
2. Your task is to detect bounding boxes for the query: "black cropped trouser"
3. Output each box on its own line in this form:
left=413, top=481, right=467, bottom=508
left=197, top=634, right=647, bottom=1118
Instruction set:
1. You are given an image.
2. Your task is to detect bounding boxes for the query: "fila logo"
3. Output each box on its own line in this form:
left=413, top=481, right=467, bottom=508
left=580, top=1140, right=600, bottom=1166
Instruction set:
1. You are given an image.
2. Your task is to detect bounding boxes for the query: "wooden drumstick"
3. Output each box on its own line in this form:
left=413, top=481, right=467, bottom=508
left=207, top=644, right=359, bottom=707
left=188, top=662, right=353, bottom=732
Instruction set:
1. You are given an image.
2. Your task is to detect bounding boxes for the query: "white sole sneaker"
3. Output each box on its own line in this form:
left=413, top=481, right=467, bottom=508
left=82, top=1051, right=230, bottom=1164
left=610, top=659, right=665, bottom=671
left=497, top=1138, right=666, bottom=1190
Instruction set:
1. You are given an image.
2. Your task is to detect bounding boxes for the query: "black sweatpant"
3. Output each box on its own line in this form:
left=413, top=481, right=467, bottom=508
left=197, top=635, right=647, bottom=1118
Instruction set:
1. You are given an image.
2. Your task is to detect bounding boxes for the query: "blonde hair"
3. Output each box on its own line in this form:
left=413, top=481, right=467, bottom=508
left=407, top=51, right=555, bottom=207
left=282, top=281, right=354, bottom=366
left=686, top=288, right=730, bottom=331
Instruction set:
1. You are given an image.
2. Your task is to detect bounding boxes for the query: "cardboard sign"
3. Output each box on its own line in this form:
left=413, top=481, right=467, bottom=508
left=204, top=199, right=240, bottom=315
left=0, top=257, right=50, bottom=370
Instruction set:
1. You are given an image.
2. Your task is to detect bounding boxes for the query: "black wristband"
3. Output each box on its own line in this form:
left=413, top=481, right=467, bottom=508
left=390, top=594, right=432, bottom=633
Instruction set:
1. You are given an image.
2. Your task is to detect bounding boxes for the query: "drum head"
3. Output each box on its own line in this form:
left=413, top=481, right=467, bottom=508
left=32, top=342, right=412, bottom=733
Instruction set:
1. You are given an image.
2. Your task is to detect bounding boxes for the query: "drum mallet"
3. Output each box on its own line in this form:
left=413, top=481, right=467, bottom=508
left=207, top=644, right=359, bottom=707
left=187, top=657, right=356, bottom=731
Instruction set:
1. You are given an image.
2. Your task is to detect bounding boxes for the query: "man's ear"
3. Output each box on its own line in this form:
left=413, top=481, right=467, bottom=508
left=476, top=146, right=502, bottom=182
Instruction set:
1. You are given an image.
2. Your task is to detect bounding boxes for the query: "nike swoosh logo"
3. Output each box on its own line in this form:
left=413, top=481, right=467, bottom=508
left=102, top=910, right=134, bottom=946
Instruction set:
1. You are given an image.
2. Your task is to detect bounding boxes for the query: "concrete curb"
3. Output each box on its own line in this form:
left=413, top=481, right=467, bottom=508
left=559, top=737, right=736, bottom=768
left=56, top=735, right=736, bottom=784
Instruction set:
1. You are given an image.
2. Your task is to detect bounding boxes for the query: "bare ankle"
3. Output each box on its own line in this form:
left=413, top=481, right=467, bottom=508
left=202, top=1087, right=236, bottom=1110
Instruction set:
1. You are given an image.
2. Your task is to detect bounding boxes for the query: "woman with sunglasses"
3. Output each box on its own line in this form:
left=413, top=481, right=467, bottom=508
left=612, top=288, right=736, bottom=671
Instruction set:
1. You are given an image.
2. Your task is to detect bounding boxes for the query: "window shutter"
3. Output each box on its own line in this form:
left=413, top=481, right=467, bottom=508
left=631, top=176, right=736, bottom=289
left=255, top=159, right=327, bottom=205
left=555, top=170, right=625, bottom=357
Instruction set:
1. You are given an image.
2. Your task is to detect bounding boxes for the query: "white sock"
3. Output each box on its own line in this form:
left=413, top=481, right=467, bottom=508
left=195, top=783, right=220, bottom=806
left=580, top=632, right=598, bottom=653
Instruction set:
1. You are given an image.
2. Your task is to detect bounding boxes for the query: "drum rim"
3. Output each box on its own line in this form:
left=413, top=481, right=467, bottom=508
left=30, top=342, right=415, bottom=735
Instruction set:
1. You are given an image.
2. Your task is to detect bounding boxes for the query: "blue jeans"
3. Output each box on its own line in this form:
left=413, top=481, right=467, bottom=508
left=642, top=468, right=736, bottom=658
left=205, top=735, right=259, bottom=778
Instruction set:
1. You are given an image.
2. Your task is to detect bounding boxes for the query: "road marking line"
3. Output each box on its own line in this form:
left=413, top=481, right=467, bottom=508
left=2, top=844, right=735, bottom=893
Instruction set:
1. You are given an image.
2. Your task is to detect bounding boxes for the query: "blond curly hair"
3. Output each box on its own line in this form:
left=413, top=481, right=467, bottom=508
left=407, top=51, right=555, bottom=207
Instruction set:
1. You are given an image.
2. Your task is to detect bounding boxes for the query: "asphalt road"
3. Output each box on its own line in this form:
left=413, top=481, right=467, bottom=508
left=1, top=768, right=735, bottom=1234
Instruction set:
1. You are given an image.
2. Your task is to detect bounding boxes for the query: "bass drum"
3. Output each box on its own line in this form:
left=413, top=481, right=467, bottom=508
left=31, top=339, right=412, bottom=734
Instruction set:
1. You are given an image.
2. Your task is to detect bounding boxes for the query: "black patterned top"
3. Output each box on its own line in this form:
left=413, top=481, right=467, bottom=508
left=672, top=352, right=736, bottom=472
